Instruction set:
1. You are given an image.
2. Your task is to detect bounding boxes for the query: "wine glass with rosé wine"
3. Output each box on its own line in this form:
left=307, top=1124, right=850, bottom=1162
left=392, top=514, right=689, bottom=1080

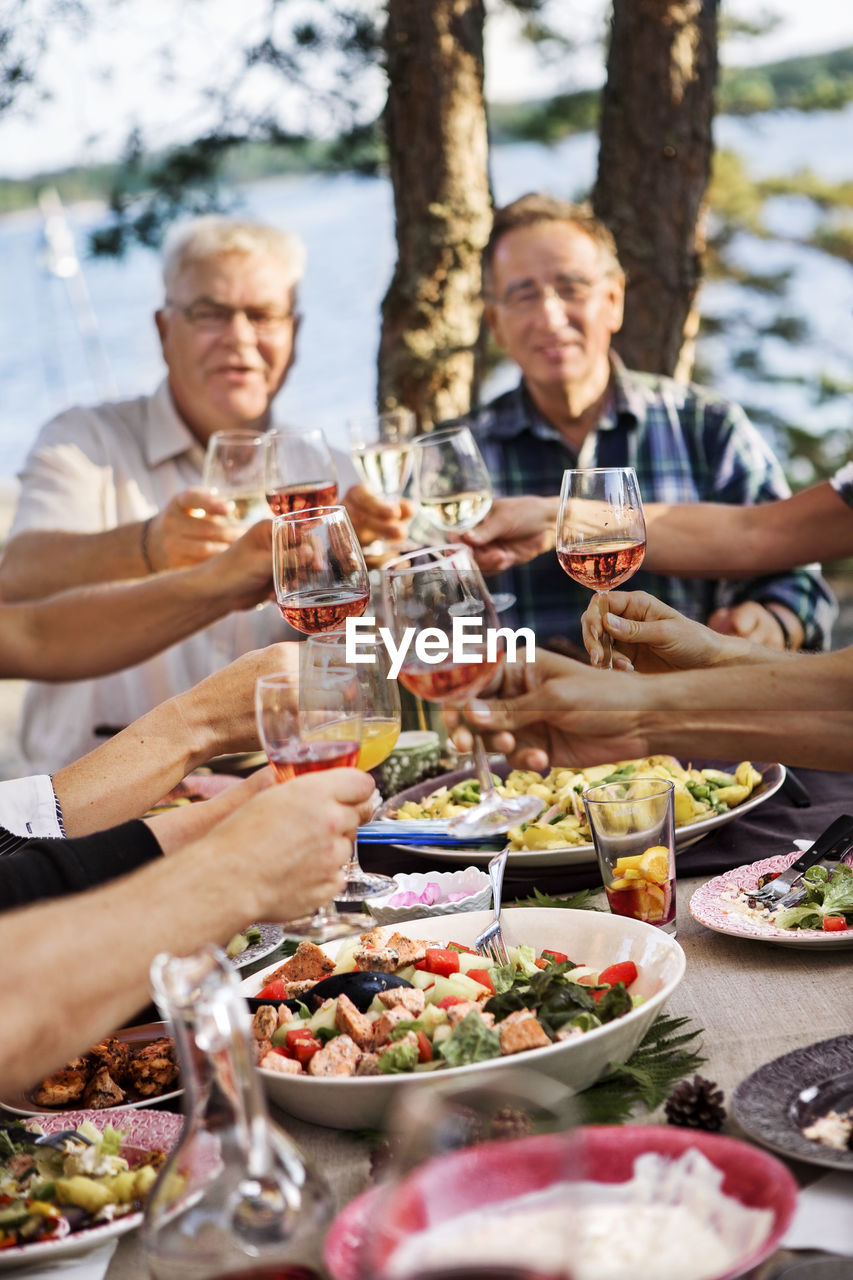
left=304, top=631, right=400, bottom=902
left=264, top=427, right=339, bottom=516
left=381, top=544, right=544, bottom=839
left=255, top=668, right=364, bottom=943
left=272, top=506, right=370, bottom=634
left=556, top=467, right=646, bottom=671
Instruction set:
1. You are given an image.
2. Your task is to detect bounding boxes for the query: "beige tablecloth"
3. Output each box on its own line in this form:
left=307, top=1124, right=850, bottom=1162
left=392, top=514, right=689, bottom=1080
left=107, top=879, right=851, bottom=1279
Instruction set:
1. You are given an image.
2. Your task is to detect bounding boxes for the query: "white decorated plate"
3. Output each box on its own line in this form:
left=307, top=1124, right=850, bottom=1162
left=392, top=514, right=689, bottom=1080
left=0, top=1108, right=183, bottom=1270
left=240, top=907, right=685, bottom=1130
left=0, top=1023, right=182, bottom=1117
left=227, top=922, right=285, bottom=970
left=733, top=1035, right=853, bottom=1171
left=689, top=851, right=853, bottom=949
left=377, top=761, right=785, bottom=870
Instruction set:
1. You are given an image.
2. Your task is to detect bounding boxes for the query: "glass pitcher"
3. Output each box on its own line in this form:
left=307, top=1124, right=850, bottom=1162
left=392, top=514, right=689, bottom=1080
left=142, top=945, right=330, bottom=1280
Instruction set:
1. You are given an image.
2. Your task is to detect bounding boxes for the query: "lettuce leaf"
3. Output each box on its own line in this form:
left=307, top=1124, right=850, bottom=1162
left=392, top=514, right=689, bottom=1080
left=435, top=1012, right=501, bottom=1067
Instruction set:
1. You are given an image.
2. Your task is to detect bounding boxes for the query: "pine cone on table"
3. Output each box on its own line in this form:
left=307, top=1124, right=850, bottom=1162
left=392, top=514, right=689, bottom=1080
left=664, top=1074, right=727, bottom=1132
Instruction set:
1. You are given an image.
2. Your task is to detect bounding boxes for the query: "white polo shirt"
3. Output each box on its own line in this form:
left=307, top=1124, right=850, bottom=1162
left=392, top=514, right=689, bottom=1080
left=10, top=379, right=357, bottom=772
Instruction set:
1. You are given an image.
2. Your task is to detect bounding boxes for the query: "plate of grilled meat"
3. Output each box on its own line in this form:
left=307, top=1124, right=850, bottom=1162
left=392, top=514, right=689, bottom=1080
left=0, top=1022, right=180, bottom=1117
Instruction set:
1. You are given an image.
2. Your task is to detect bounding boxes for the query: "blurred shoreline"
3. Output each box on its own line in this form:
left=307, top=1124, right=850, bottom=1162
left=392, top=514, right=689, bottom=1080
left=0, top=480, right=851, bottom=781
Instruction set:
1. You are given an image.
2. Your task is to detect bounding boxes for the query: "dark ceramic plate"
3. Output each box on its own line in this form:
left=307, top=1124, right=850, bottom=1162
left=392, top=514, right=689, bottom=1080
left=733, top=1034, right=853, bottom=1171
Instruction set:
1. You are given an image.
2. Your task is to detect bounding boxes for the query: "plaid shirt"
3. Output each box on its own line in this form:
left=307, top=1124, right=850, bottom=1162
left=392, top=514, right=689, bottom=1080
left=832, top=461, right=853, bottom=509
left=450, top=360, right=836, bottom=650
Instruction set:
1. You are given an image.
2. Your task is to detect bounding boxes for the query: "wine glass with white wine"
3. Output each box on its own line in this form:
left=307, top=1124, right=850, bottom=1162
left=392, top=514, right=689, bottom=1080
left=348, top=408, right=417, bottom=556
left=412, top=426, right=514, bottom=611
left=201, top=430, right=269, bottom=528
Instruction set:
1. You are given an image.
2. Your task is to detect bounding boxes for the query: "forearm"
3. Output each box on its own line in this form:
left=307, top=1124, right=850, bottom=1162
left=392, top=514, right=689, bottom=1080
left=142, top=771, right=270, bottom=856
left=644, top=484, right=852, bottom=578
left=2, top=558, right=235, bottom=681
left=0, top=525, right=150, bottom=600
left=0, top=837, right=260, bottom=1093
left=639, top=650, right=853, bottom=769
left=53, top=695, right=216, bottom=836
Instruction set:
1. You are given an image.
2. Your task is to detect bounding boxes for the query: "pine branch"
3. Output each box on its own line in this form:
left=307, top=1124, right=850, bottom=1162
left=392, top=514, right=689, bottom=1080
left=514, top=886, right=605, bottom=911
left=576, top=1014, right=707, bottom=1125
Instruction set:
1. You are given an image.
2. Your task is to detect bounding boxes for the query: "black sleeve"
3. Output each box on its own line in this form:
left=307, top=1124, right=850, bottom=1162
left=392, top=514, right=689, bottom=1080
left=0, top=820, right=163, bottom=910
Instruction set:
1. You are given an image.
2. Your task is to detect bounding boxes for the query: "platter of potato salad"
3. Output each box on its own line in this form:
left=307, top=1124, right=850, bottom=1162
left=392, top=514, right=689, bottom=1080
left=379, top=756, right=784, bottom=868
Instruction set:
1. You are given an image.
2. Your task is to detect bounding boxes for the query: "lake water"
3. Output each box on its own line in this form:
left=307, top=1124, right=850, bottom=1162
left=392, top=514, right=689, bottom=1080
left=0, top=106, right=851, bottom=486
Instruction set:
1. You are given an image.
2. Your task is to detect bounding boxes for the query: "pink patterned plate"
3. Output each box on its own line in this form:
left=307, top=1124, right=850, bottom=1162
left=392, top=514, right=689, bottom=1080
left=0, top=1108, right=184, bottom=1270
left=689, top=851, right=853, bottom=949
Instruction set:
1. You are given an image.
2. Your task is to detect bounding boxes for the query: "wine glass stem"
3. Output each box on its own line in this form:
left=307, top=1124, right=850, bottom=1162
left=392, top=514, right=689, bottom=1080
left=596, top=590, right=612, bottom=671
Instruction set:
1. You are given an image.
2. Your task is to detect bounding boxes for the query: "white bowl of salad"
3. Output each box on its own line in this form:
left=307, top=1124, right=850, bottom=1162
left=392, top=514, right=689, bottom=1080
left=241, top=907, right=685, bottom=1130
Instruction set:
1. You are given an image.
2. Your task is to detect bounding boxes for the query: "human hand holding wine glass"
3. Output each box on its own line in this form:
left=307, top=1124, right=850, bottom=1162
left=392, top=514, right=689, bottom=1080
left=264, top=427, right=338, bottom=515
left=303, top=631, right=400, bottom=902
left=348, top=408, right=416, bottom=556
left=381, top=544, right=543, bottom=837
left=272, top=505, right=370, bottom=633
left=255, top=667, right=365, bottom=943
left=556, top=467, right=646, bottom=671
left=412, top=426, right=515, bottom=612
left=201, top=429, right=269, bottom=528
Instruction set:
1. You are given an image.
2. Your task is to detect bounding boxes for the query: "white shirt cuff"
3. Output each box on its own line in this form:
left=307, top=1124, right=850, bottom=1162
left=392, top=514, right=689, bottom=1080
left=0, top=775, right=64, bottom=839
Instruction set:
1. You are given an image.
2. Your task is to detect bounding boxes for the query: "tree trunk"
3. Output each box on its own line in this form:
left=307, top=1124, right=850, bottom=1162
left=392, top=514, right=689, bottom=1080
left=379, top=0, right=492, bottom=428
left=593, top=0, right=719, bottom=379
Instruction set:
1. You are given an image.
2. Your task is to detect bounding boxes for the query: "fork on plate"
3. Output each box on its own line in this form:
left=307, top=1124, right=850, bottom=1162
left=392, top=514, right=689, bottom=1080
left=748, top=813, right=853, bottom=908
left=474, top=849, right=510, bottom=965
left=0, top=1120, right=94, bottom=1150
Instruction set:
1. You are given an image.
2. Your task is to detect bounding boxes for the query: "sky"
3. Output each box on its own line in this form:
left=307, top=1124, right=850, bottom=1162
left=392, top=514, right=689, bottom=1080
left=1, top=0, right=852, bottom=179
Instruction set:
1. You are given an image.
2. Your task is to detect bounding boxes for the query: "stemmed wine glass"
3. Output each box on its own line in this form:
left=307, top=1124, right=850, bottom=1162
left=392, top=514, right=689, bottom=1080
left=272, top=505, right=370, bottom=633
left=348, top=408, right=417, bottom=556
left=556, top=467, right=646, bottom=671
left=304, top=631, right=400, bottom=901
left=264, top=427, right=339, bottom=516
left=412, top=425, right=515, bottom=611
left=255, top=668, right=364, bottom=943
left=201, top=429, right=269, bottom=528
left=381, top=544, right=543, bottom=838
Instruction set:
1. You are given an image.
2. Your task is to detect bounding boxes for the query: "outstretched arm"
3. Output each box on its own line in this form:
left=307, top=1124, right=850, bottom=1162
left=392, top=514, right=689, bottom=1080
left=0, top=487, right=243, bottom=600
left=0, top=520, right=274, bottom=681
left=644, top=482, right=852, bottom=577
left=52, top=643, right=297, bottom=835
left=453, top=646, right=853, bottom=774
left=0, top=768, right=375, bottom=1094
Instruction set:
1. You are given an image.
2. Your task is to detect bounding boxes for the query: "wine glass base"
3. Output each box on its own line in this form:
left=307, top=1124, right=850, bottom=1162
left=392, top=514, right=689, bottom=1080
left=447, top=793, right=545, bottom=839
left=281, top=910, right=366, bottom=944
left=335, top=869, right=396, bottom=902
left=488, top=592, right=516, bottom=613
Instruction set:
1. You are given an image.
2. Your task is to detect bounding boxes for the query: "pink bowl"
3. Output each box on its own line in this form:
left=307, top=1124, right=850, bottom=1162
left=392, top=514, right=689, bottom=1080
left=324, top=1125, right=798, bottom=1280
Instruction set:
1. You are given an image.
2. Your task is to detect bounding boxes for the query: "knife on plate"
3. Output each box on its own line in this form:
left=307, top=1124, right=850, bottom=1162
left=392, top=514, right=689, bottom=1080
left=750, top=813, right=853, bottom=906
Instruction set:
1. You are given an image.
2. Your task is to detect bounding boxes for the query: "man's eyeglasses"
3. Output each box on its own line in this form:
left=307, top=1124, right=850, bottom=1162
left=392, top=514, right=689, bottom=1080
left=493, top=276, right=606, bottom=315
left=167, top=298, right=295, bottom=335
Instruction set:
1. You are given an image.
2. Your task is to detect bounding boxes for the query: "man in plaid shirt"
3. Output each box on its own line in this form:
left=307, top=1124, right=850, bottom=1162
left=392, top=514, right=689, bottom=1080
left=449, top=193, right=835, bottom=654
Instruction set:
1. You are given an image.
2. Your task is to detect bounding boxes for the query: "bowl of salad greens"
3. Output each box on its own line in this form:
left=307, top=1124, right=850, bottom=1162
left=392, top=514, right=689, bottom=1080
left=241, top=907, right=686, bottom=1130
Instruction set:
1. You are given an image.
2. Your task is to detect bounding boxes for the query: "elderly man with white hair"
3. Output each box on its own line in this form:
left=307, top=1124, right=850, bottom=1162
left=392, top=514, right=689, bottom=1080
left=0, top=216, right=405, bottom=770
